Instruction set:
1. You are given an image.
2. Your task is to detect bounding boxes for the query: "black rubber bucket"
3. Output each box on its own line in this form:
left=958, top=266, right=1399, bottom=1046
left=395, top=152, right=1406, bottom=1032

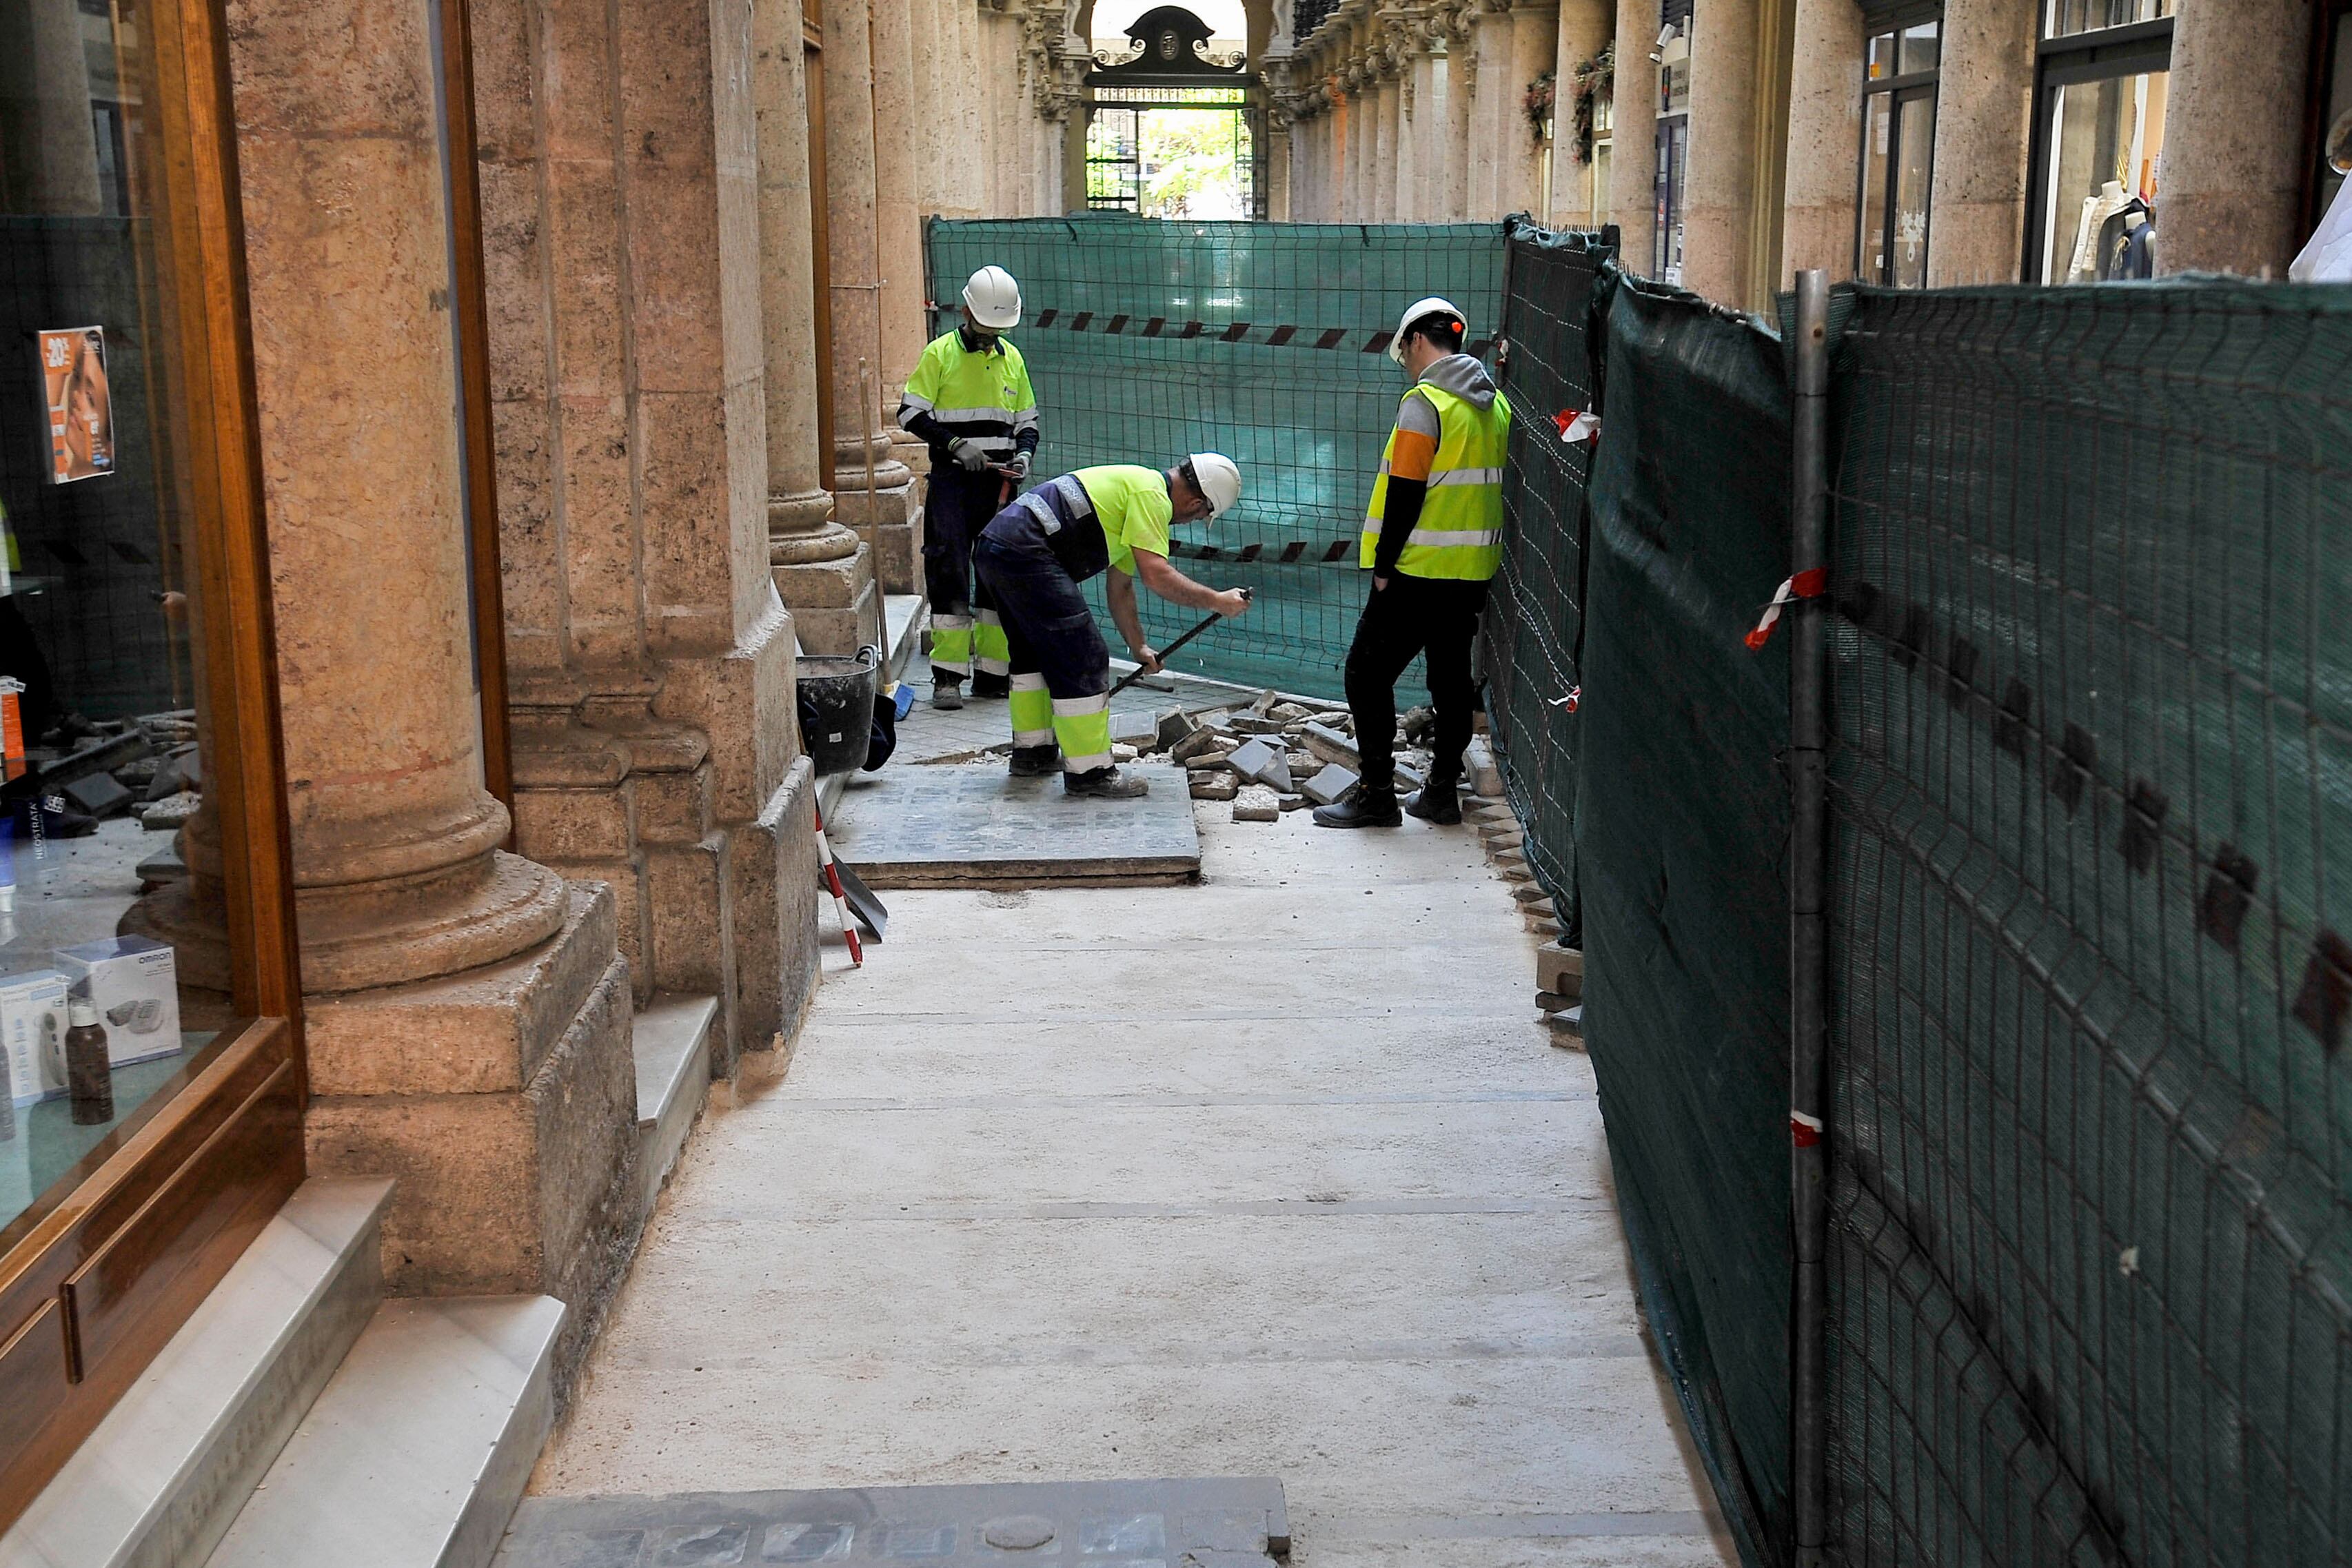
left=797, top=646, right=880, bottom=776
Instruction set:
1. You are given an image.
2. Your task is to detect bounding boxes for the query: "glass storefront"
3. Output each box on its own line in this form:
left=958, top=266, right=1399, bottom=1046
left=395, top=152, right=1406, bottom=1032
left=1654, top=10, right=1689, bottom=283
left=2031, top=0, right=2172, bottom=282
left=1858, top=19, right=1938, bottom=286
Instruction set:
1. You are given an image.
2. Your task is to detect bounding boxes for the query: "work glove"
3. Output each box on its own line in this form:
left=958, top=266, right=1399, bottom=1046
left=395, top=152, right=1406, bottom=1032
left=948, top=436, right=989, bottom=473
left=1002, top=450, right=1032, bottom=480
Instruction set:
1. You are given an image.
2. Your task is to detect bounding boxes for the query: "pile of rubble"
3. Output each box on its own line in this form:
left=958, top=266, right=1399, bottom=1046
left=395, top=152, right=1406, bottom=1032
left=1459, top=792, right=1585, bottom=1047
left=21, top=709, right=204, bottom=836
left=1114, top=689, right=1450, bottom=824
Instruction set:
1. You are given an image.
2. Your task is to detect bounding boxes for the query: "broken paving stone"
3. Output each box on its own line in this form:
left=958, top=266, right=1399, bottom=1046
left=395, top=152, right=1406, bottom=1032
left=1268, top=701, right=1313, bottom=724
left=1232, top=784, right=1280, bottom=822
left=1299, top=722, right=1358, bottom=768
left=1224, top=713, right=1286, bottom=736
left=1301, top=763, right=1357, bottom=806
left=141, top=791, right=199, bottom=831
left=1401, top=704, right=1438, bottom=745
left=1111, top=743, right=1139, bottom=763
left=1170, top=726, right=1228, bottom=764
left=1279, top=793, right=1309, bottom=811
left=1512, top=882, right=1552, bottom=904
left=63, top=772, right=132, bottom=818
left=1155, top=707, right=1199, bottom=750
left=1310, top=710, right=1352, bottom=731
left=1250, top=689, right=1281, bottom=715
left=1548, top=1004, right=1585, bottom=1048
left=1535, top=989, right=1576, bottom=1014
left=1286, top=751, right=1319, bottom=775
left=1189, top=770, right=1239, bottom=800
left=1465, top=736, right=1505, bottom=797
left=1225, top=737, right=1294, bottom=793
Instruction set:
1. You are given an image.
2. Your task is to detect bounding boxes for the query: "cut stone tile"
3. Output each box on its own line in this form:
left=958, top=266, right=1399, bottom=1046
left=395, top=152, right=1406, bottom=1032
left=1155, top=708, right=1198, bottom=751
left=1226, top=738, right=1294, bottom=793
left=1513, top=882, right=1552, bottom=904
left=1537, top=944, right=1585, bottom=997
left=1170, top=726, right=1228, bottom=764
left=1190, top=771, right=1239, bottom=801
left=1277, top=793, right=1308, bottom=812
left=1300, top=722, right=1359, bottom=768
left=1232, top=786, right=1280, bottom=822
left=1301, top=764, right=1357, bottom=806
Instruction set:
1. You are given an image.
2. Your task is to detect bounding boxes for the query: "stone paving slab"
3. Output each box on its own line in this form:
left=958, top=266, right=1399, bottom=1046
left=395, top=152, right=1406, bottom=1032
left=497, top=1476, right=1286, bottom=1565
left=831, top=764, right=1197, bottom=888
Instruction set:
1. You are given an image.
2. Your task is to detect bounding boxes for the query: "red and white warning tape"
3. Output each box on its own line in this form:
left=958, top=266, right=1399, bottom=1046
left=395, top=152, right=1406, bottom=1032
left=1552, top=409, right=1601, bottom=446
left=1790, top=1108, right=1824, bottom=1148
left=1745, top=567, right=1828, bottom=651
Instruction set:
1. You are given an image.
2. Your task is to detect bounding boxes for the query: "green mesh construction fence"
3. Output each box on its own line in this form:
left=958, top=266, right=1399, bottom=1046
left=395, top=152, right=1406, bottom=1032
left=1483, top=217, right=2352, bottom=1568
left=1822, top=281, right=2352, bottom=1568
left=923, top=216, right=1504, bottom=698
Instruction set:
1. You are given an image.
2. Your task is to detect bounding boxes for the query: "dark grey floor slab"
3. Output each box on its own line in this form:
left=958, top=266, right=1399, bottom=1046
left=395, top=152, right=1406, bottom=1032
left=832, top=763, right=1199, bottom=888
left=496, top=1476, right=1288, bottom=1566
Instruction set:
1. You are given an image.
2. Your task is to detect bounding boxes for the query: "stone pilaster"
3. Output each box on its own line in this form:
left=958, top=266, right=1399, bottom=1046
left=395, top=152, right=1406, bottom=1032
left=1444, top=6, right=1476, bottom=220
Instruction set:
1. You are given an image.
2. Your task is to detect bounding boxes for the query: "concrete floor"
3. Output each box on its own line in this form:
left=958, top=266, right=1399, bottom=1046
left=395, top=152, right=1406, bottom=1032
left=534, top=794, right=1738, bottom=1567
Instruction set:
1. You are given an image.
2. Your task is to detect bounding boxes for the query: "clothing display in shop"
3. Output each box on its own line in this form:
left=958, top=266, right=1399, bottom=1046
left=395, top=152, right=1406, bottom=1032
left=2067, top=179, right=2131, bottom=283
left=2294, top=179, right=2352, bottom=283
left=2102, top=198, right=2155, bottom=281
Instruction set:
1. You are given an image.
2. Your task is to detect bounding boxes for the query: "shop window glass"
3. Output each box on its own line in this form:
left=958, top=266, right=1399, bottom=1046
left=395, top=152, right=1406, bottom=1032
left=0, top=0, right=233, bottom=1235
left=1858, top=22, right=1937, bottom=286
left=2045, top=0, right=2173, bottom=40
left=1590, top=88, right=1612, bottom=227
left=2314, top=6, right=2352, bottom=236
left=1654, top=11, right=1688, bottom=283
left=2038, top=68, right=2169, bottom=281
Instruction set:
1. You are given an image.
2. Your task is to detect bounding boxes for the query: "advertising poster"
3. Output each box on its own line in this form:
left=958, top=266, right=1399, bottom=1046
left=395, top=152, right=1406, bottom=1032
left=37, top=326, right=112, bottom=485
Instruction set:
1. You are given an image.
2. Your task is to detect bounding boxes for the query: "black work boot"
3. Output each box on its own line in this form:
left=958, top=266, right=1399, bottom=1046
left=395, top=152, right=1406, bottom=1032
left=1404, top=780, right=1463, bottom=824
left=1064, top=765, right=1150, bottom=800
left=969, top=672, right=1011, bottom=699
left=931, top=677, right=964, bottom=711
left=1008, top=744, right=1062, bottom=777
left=1312, top=786, right=1402, bottom=828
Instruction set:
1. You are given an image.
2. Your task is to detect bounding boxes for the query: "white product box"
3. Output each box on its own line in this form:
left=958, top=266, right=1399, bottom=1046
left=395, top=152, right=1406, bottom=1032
left=53, top=937, right=181, bottom=1068
left=0, top=968, right=69, bottom=1105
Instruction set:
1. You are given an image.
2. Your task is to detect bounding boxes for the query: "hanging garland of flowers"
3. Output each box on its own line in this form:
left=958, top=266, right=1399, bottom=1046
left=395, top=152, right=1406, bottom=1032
left=1570, top=45, right=1614, bottom=165
left=1522, top=70, right=1557, bottom=146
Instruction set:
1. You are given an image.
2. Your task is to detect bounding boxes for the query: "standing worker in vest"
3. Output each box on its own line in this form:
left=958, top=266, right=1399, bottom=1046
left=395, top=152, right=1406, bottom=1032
left=1314, top=298, right=1511, bottom=829
left=897, top=265, right=1039, bottom=709
left=975, top=456, right=1250, bottom=798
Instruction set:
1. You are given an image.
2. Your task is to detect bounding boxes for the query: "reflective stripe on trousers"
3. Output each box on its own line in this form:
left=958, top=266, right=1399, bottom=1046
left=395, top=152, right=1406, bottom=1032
left=1009, top=672, right=1054, bottom=746
left=930, top=612, right=972, bottom=675
left=975, top=608, right=1010, bottom=677
left=1052, top=693, right=1113, bottom=774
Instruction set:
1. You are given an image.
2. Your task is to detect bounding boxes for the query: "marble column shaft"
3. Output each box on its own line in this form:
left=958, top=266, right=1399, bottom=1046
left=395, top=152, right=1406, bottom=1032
left=1470, top=8, right=1512, bottom=216
left=1781, top=0, right=1862, bottom=283
left=1548, top=0, right=1608, bottom=225
left=1376, top=70, right=1401, bottom=220
left=1680, top=0, right=1758, bottom=303
left=1608, top=0, right=1658, bottom=267
left=1925, top=0, right=2035, bottom=284
left=2160, top=0, right=2317, bottom=276
left=1503, top=3, right=1556, bottom=217
left=1445, top=26, right=1474, bottom=218
left=871, top=0, right=926, bottom=403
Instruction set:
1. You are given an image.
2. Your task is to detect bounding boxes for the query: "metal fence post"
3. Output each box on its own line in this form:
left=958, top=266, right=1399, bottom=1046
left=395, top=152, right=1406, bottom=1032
left=1789, top=269, right=1830, bottom=1568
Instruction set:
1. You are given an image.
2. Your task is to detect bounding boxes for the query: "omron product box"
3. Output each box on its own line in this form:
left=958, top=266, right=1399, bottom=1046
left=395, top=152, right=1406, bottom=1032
left=0, top=968, right=69, bottom=1105
left=53, top=936, right=181, bottom=1068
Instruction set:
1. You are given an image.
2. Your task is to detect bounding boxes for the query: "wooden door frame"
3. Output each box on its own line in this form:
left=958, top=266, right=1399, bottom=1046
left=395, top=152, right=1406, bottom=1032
left=0, top=0, right=303, bottom=1529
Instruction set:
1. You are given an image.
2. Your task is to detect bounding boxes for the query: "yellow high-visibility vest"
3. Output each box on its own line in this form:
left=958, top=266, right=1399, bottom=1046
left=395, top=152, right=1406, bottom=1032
left=1359, top=383, right=1511, bottom=581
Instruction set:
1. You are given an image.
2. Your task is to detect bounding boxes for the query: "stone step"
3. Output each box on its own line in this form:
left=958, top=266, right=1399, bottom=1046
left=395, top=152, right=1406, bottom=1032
left=0, top=1178, right=393, bottom=1568
left=633, top=991, right=719, bottom=1212
left=206, top=1295, right=566, bottom=1568
left=882, top=592, right=926, bottom=684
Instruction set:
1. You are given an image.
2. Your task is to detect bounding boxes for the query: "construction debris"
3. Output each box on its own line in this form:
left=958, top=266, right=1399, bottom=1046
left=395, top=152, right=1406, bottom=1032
left=1300, top=764, right=1357, bottom=806
left=1226, top=737, right=1294, bottom=793
left=1299, top=722, right=1357, bottom=768
left=1156, top=708, right=1200, bottom=751
left=1232, top=785, right=1280, bottom=822
left=1537, top=942, right=1584, bottom=999
left=1170, top=726, right=1227, bottom=764
left=1189, top=770, right=1239, bottom=801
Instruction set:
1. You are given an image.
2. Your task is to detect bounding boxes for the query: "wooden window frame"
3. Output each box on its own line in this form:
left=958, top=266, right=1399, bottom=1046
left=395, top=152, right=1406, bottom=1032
left=0, top=0, right=304, bottom=1529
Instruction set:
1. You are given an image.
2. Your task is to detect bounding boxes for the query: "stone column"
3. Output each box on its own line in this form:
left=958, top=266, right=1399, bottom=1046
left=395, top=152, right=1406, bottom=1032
left=1375, top=65, right=1402, bottom=220
left=1446, top=18, right=1476, bottom=218
left=757, top=0, right=873, bottom=653
left=1504, top=2, right=1557, bottom=216
left=1781, top=0, right=1861, bottom=282
left=1470, top=3, right=1514, bottom=216
left=1608, top=0, right=1658, bottom=265
left=822, top=0, right=918, bottom=589
left=25, top=0, right=101, bottom=212
left=1547, top=0, right=1608, bottom=224
left=1925, top=0, right=2034, bottom=284
left=202, top=0, right=640, bottom=1357
left=2160, top=0, right=2316, bottom=276
left=1400, top=45, right=1432, bottom=220
left=870, top=0, right=929, bottom=485
left=1680, top=0, right=1758, bottom=302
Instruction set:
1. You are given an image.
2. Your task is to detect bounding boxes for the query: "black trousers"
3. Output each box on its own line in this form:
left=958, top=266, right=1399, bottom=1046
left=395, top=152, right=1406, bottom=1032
left=1344, top=573, right=1489, bottom=795
left=922, top=465, right=1006, bottom=676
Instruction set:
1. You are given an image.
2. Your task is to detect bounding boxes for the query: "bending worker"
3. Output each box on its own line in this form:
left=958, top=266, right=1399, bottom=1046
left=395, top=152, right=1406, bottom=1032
left=1314, top=297, right=1510, bottom=830
left=975, top=456, right=1250, bottom=799
left=897, top=265, right=1037, bottom=710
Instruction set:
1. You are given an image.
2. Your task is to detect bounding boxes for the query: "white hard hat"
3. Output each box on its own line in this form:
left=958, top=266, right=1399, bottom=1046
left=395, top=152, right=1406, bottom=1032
left=962, top=265, right=1022, bottom=330
left=1389, top=295, right=1468, bottom=363
left=1186, top=452, right=1241, bottom=518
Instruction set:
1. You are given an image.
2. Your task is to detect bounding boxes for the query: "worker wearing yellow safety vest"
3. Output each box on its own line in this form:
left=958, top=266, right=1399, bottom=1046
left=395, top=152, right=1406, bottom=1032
left=1314, top=296, right=1510, bottom=829
left=973, top=457, right=1251, bottom=798
left=897, top=265, right=1040, bottom=709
